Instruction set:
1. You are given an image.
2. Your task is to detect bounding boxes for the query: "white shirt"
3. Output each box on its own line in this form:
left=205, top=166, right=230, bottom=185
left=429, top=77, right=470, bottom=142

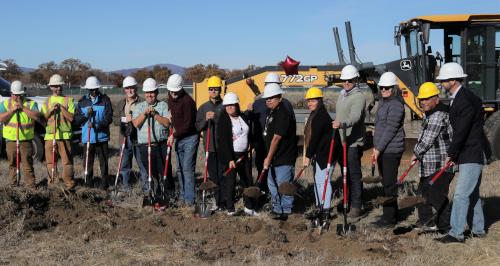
left=450, top=85, right=462, bottom=106
left=230, top=116, right=249, bottom=152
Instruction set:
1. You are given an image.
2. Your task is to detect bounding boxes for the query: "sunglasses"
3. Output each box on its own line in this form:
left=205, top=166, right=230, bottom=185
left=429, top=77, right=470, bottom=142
left=343, top=79, right=355, bottom=84
left=208, top=88, right=220, bottom=92
left=265, top=95, right=281, bottom=101
left=380, top=86, right=392, bottom=91
left=439, top=79, right=452, bottom=83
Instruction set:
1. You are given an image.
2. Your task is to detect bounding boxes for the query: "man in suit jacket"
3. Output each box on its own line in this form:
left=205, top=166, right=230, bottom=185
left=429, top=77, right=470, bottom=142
left=435, top=62, right=491, bottom=243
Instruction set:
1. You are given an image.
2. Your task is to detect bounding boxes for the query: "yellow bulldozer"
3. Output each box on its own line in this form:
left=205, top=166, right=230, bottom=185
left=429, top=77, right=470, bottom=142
left=193, top=14, right=500, bottom=160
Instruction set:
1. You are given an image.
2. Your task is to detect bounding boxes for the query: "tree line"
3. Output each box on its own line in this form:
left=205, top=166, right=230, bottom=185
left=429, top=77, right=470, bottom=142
left=0, top=58, right=261, bottom=87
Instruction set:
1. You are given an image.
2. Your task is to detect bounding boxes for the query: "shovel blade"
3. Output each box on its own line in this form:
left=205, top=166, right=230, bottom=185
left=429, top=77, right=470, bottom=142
left=243, top=186, right=262, bottom=198
left=362, top=175, right=383, bottom=184
left=199, top=180, right=218, bottom=191
left=194, top=202, right=211, bottom=218
left=278, top=182, right=297, bottom=196
left=398, top=196, right=425, bottom=209
left=336, top=223, right=356, bottom=236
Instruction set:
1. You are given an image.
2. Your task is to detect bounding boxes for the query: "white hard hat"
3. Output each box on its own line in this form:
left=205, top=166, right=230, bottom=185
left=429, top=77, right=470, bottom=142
left=122, top=76, right=138, bottom=88
left=378, top=72, right=398, bottom=87
left=262, top=83, right=284, bottom=98
left=82, top=76, right=101, bottom=89
left=48, top=74, right=65, bottom=86
left=436, top=62, right=468, bottom=80
left=339, top=64, right=360, bottom=80
left=10, top=80, right=25, bottom=95
left=264, top=72, right=282, bottom=84
left=143, top=78, right=157, bottom=92
left=166, top=74, right=183, bottom=92
left=222, top=92, right=239, bottom=105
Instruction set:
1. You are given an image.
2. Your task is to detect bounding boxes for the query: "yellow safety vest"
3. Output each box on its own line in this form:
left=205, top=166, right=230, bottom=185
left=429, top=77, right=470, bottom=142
left=42, top=96, right=74, bottom=140
left=2, top=99, right=36, bottom=141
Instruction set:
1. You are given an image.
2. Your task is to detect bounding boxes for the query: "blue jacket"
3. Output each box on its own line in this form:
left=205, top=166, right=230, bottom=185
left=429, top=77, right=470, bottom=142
left=74, top=92, right=113, bottom=143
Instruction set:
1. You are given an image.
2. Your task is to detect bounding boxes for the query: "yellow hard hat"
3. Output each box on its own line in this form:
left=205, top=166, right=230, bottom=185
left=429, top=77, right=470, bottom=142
left=305, top=87, right=323, bottom=99
left=417, top=82, right=440, bottom=99
left=207, top=76, right=222, bottom=88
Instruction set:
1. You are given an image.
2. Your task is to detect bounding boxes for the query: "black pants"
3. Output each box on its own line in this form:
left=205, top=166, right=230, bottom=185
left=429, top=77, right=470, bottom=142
left=208, top=151, right=224, bottom=206
left=339, top=146, right=363, bottom=209
left=221, top=152, right=257, bottom=212
left=253, top=141, right=268, bottom=193
left=139, top=143, right=170, bottom=197
left=377, top=152, right=402, bottom=223
left=84, top=141, right=109, bottom=185
left=417, top=171, right=452, bottom=231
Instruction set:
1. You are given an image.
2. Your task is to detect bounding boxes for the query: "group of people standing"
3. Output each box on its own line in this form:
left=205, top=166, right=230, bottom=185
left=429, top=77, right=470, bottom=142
left=1, top=62, right=491, bottom=243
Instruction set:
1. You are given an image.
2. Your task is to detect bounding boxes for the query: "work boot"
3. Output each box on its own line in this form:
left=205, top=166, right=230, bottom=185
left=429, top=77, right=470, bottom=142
left=99, top=176, right=108, bottom=190
left=348, top=207, right=362, bottom=218
left=371, top=218, right=396, bottom=229
left=270, top=211, right=288, bottom=221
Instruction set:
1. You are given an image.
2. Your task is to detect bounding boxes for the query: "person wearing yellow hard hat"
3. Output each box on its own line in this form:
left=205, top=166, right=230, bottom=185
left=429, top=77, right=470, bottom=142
left=372, top=72, right=405, bottom=228
left=42, top=74, right=76, bottom=190
left=195, top=75, right=225, bottom=211
left=0, top=80, right=40, bottom=189
left=303, top=87, right=340, bottom=227
left=410, top=82, right=452, bottom=235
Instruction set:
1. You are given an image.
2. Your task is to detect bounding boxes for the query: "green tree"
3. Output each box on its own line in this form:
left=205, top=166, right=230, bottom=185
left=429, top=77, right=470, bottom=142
left=59, top=58, right=91, bottom=86
left=31, top=61, right=58, bottom=84
left=184, top=64, right=206, bottom=83
left=132, top=68, right=153, bottom=84
left=151, top=65, right=171, bottom=84
left=1, top=59, right=23, bottom=81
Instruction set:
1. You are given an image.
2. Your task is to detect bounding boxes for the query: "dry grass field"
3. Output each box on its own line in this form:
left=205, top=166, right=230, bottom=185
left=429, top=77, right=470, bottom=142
left=0, top=92, right=499, bottom=265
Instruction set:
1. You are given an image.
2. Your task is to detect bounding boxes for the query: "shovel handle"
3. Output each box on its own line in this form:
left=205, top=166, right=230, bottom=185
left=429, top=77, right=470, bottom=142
left=429, top=161, right=453, bottom=185
left=114, top=136, right=127, bottom=186
left=342, top=129, right=347, bottom=209
left=256, top=169, right=267, bottom=184
left=320, top=129, right=336, bottom=207
left=202, top=121, right=211, bottom=183
left=371, top=155, right=376, bottom=177
left=223, top=155, right=246, bottom=176
left=294, top=165, right=307, bottom=180
left=397, top=160, right=417, bottom=185
left=162, top=127, right=174, bottom=179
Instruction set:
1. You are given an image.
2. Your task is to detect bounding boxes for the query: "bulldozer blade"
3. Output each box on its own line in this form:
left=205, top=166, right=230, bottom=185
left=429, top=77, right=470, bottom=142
left=199, top=180, right=217, bottom=191
left=398, top=196, right=425, bottom=209
left=362, top=175, right=383, bottom=184
left=278, top=182, right=297, bottom=196
left=243, top=186, right=262, bottom=198
left=336, top=223, right=356, bottom=236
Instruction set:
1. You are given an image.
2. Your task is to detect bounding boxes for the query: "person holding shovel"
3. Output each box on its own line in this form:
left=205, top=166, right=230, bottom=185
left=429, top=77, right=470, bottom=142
left=217, top=92, right=258, bottom=216
left=74, top=76, right=113, bottom=189
left=0, top=81, right=40, bottom=189
left=372, top=72, right=405, bottom=228
left=132, top=78, right=171, bottom=204
left=302, top=87, right=340, bottom=226
left=41, top=74, right=75, bottom=190
left=112, top=76, right=147, bottom=193
left=332, top=65, right=366, bottom=218
left=262, top=83, right=297, bottom=221
left=411, top=82, right=453, bottom=233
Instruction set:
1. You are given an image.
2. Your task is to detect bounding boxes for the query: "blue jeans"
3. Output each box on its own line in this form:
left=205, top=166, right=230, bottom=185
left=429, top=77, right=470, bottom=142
left=119, top=136, right=147, bottom=191
left=314, top=163, right=333, bottom=210
left=175, top=134, right=199, bottom=204
left=268, top=165, right=294, bottom=214
left=449, top=163, right=485, bottom=239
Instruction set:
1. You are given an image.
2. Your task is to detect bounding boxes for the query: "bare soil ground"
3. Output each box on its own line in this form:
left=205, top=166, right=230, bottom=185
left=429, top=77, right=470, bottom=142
left=0, top=94, right=499, bottom=265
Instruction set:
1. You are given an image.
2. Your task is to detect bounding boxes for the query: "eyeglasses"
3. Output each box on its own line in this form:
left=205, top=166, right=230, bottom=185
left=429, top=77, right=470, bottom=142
left=343, top=79, right=355, bottom=84
left=208, top=88, right=220, bottom=92
left=380, top=86, right=392, bottom=91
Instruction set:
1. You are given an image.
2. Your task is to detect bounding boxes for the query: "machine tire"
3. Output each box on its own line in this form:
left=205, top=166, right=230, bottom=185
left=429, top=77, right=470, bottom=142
left=32, top=134, right=44, bottom=162
left=484, top=110, right=500, bottom=161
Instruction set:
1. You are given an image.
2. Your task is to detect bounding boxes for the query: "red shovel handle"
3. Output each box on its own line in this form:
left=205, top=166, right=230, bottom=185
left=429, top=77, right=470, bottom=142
left=162, top=128, right=174, bottom=178
left=429, top=161, right=453, bottom=185
left=342, top=129, right=348, bottom=208
left=203, top=121, right=211, bottom=183
left=321, top=129, right=336, bottom=205
left=223, top=155, right=246, bottom=176
left=397, top=160, right=418, bottom=185
left=257, top=169, right=267, bottom=184
left=294, top=166, right=307, bottom=180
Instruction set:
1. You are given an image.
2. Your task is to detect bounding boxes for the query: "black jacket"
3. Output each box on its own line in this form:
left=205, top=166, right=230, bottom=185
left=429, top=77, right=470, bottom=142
left=448, top=87, right=491, bottom=164
left=217, top=110, right=252, bottom=164
left=305, top=105, right=340, bottom=169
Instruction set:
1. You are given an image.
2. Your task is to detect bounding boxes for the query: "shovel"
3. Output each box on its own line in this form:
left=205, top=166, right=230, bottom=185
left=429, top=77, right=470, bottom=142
left=110, top=136, right=127, bottom=201
left=243, top=169, right=267, bottom=198
left=362, top=155, right=382, bottom=184
left=277, top=165, right=307, bottom=196
left=195, top=120, right=217, bottom=218
left=336, top=129, right=356, bottom=236
left=317, top=129, right=336, bottom=235
left=222, top=155, right=246, bottom=176
left=15, top=110, right=21, bottom=186
left=372, top=160, right=418, bottom=208
left=160, top=127, right=174, bottom=204
left=429, top=161, right=453, bottom=185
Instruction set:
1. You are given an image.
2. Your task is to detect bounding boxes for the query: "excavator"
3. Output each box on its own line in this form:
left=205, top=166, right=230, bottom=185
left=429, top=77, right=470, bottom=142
left=192, top=14, right=500, bottom=160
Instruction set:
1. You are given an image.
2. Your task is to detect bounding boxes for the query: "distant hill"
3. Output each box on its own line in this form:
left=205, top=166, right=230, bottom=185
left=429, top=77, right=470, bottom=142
left=112, top=64, right=185, bottom=76
left=20, top=67, right=35, bottom=73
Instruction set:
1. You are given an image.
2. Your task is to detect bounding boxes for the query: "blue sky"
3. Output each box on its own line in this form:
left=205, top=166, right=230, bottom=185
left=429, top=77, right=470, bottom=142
left=1, top=0, right=499, bottom=71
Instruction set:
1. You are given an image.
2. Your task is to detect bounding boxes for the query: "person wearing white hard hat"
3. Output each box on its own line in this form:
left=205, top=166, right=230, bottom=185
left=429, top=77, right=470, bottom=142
left=262, top=83, right=297, bottom=221
left=111, top=76, right=146, bottom=193
left=74, top=76, right=114, bottom=189
left=166, top=74, right=199, bottom=205
left=41, top=74, right=76, bottom=190
left=132, top=78, right=172, bottom=204
left=372, top=71, right=405, bottom=228
left=434, top=62, right=491, bottom=243
left=216, top=92, right=257, bottom=216
left=0, top=80, right=40, bottom=188
left=332, top=64, right=366, bottom=218
left=195, top=76, right=225, bottom=211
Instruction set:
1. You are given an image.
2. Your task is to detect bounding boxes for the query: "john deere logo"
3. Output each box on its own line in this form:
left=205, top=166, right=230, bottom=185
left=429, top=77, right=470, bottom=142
left=400, top=60, right=412, bottom=71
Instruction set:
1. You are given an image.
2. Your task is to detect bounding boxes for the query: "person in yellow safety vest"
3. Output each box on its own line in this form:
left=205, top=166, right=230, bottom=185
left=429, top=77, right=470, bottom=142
left=0, top=80, right=40, bottom=188
left=41, top=74, right=75, bottom=190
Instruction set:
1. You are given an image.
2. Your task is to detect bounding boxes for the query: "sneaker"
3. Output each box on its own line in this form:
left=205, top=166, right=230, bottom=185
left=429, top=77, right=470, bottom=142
left=244, top=207, right=259, bottom=217
left=464, top=230, right=486, bottom=239
left=227, top=210, right=236, bottom=216
left=434, top=234, right=464, bottom=244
